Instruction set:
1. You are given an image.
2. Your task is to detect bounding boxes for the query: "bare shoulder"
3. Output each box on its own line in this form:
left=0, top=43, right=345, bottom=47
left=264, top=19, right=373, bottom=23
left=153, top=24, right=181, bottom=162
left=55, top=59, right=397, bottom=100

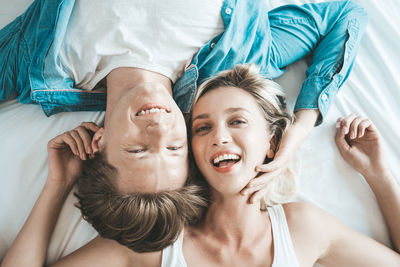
left=281, top=202, right=331, bottom=265
left=51, top=236, right=162, bottom=267
left=282, top=202, right=325, bottom=229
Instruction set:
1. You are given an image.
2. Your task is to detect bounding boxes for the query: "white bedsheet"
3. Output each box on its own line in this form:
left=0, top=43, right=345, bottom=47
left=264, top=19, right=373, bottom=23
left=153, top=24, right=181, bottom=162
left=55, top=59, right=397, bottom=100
left=1, top=0, right=399, bottom=264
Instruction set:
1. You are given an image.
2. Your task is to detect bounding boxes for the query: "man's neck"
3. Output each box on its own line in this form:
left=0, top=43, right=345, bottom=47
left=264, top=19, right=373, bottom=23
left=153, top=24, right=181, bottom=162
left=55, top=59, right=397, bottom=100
left=105, top=67, right=172, bottom=123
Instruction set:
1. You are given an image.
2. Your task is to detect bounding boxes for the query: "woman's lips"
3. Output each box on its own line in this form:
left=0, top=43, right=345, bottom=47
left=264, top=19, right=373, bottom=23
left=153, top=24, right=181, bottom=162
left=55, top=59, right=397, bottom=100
left=212, top=160, right=240, bottom=173
left=210, top=151, right=241, bottom=173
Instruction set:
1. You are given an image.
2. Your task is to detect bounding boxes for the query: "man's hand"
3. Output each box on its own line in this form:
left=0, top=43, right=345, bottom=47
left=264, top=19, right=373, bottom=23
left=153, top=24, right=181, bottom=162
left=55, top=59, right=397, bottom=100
left=47, top=122, right=99, bottom=189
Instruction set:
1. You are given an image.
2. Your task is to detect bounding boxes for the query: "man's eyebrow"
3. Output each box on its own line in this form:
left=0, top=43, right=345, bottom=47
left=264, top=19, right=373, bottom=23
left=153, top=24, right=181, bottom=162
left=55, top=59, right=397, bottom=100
left=225, top=107, right=249, bottom=114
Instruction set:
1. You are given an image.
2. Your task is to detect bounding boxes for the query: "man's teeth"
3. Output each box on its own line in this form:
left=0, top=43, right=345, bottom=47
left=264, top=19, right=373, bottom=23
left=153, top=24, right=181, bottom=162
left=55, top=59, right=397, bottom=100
left=137, top=108, right=167, bottom=116
left=213, top=154, right=240, bottom=165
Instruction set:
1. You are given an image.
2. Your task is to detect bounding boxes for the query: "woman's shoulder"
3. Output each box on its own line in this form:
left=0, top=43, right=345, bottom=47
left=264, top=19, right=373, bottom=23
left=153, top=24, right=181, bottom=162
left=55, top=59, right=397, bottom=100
left=51, top=236, right=162, bottom=267
left=281, top=202, right=331, bottom=235
left=280, top=202, right=333, bottom=265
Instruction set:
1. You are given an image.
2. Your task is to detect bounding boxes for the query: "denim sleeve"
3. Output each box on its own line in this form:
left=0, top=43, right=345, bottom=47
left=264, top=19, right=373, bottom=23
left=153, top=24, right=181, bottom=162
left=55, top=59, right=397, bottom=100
left=269, top=1, right=368, bottom=125
left=0, top=0, right=65, bottom=105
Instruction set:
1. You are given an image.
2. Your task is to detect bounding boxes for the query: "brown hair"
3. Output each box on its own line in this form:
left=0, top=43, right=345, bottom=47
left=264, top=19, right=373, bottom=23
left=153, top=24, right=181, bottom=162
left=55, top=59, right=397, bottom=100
left=192, top=64, right=296, bottom=207
left=75, top=152, right=209, bottom=253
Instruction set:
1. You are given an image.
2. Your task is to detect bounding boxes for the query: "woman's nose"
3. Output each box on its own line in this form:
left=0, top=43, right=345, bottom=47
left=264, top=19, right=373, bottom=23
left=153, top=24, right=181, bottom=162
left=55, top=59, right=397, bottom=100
left=212, top=126, right=231, bottom=146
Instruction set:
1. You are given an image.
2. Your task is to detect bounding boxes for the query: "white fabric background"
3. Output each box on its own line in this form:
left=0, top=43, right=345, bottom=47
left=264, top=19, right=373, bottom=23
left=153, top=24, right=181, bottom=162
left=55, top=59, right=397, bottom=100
left=0, top=0, right=399, bottom=264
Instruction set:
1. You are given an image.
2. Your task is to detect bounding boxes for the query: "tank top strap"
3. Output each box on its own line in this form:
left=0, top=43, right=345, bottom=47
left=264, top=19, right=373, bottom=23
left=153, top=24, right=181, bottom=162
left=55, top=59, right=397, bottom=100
left=161, top=230, right=187, bottom=267
left=267, top=204, right=300, bottom=267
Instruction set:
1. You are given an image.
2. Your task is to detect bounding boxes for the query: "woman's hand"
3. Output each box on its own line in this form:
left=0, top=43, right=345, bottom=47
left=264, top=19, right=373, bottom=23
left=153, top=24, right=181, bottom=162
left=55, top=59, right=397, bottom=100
left=335, top=115, right=388, bottom=179
left=241, top=109, right=319, bottom=203
left=47, top=122, right=99, bottom=190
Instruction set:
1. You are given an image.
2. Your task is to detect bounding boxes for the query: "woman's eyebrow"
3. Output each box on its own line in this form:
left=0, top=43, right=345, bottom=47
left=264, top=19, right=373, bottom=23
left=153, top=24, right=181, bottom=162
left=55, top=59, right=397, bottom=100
left=192, top=107, right=250, bottom=122
left=192, top=113, right=209, bottom=123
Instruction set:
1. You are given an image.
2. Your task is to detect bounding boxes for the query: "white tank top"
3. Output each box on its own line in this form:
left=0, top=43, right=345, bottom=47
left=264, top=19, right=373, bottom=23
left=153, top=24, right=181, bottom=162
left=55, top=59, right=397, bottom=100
left=161, top=204, right=300, bottom=267
left=59, top=0, right=225, bottom=90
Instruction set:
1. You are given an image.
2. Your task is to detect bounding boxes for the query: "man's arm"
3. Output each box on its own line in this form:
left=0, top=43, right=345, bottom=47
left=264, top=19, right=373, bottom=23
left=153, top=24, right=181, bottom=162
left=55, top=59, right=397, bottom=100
left=1, top=122, right=99, bottom=267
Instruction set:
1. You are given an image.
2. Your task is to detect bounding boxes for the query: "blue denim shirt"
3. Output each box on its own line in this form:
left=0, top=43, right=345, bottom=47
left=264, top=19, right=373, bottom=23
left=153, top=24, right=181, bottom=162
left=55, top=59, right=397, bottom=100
left=0, top=0, right=368, bottom=124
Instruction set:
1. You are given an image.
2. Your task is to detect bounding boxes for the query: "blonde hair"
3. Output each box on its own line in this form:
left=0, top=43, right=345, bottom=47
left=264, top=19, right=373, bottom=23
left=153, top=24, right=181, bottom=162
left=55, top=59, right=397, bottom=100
left=193, top=64, right=297, bottom=208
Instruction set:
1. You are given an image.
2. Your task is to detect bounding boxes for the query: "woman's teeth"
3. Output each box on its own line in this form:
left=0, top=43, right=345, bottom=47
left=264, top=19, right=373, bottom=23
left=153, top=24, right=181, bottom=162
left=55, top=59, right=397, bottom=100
left=213, top=154, right=240, bottom=167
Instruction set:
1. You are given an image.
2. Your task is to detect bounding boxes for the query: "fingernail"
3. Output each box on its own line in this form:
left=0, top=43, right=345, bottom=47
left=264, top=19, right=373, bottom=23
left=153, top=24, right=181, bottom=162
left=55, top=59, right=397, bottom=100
left=335, top=122, right=340, bottom=128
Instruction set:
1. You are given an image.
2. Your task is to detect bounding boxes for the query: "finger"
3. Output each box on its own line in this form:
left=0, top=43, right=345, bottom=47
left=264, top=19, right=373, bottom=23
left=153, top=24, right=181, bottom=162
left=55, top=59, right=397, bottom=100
left=335, top=122, right=350, bottom=154
left=340, top=114, right=357, bottom=135
left=349, top=116, right=363, bottom=139
left=255, top=157, right=285, bottom=173
left=80, top=122, right=100, bottom=133
left=243, top=182, right=271, bottom=199
left=248, top=171, right=280, bottom=188
left=248, top=188, right=269, bottom=204
left=62, top=133, right=80, bottom=156
left=241, top=172, right=280, bottom=197
left=357, top=119, right=372, bottom=138
left=75, top=126, right=94, bottom=154
left=69, top=130, right=87, bottom=160
left=336, top=117, right=344, bottom=128
left=365, top=120, right=378, bottom=133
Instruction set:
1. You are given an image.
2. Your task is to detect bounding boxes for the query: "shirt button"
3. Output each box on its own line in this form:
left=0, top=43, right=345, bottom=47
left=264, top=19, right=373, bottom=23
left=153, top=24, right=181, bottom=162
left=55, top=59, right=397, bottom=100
left=225, top=8, right=232, bottom=15
left=321, top=93, right=328, bottom=102
left=210, top=42, right=216, bottom=49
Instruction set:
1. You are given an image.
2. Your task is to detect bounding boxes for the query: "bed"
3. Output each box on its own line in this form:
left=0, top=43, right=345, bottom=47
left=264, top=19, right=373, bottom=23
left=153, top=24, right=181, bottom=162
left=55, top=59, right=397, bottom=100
left=1, top=0, right=399, bottom=264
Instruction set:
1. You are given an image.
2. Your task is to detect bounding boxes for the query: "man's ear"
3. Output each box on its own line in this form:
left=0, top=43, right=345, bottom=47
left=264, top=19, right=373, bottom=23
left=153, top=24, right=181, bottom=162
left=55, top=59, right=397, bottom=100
left=92, top=127, right=105, bottom=153
left=267, top=134, right=277, bottom=159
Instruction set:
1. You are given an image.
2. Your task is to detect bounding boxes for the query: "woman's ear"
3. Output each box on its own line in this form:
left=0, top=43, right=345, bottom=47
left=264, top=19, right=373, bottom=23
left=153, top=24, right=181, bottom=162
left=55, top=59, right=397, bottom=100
left=92, top=127, right=105, bottom=153
left=267, top=134, right=277, bottom=159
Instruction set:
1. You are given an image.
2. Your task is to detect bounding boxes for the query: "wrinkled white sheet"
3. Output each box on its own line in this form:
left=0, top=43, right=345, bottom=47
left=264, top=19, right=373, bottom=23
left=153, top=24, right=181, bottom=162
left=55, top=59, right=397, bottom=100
left=1, top=0, right=399, bottom=264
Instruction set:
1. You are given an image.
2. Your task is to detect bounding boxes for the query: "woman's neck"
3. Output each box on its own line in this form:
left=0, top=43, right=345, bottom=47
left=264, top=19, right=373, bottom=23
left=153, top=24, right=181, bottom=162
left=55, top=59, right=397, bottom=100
left=200, top=191, right=270, bottom=248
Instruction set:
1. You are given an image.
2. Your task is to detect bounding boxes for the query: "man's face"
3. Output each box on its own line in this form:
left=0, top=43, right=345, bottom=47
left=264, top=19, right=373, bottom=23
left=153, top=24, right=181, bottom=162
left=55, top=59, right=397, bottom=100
left=99, top=82, right=188, bottom=193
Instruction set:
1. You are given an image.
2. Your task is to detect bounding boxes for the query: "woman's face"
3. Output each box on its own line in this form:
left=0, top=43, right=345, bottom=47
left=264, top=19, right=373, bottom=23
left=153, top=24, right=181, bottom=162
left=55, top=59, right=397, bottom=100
left=191, top=86, right=273, bottom=194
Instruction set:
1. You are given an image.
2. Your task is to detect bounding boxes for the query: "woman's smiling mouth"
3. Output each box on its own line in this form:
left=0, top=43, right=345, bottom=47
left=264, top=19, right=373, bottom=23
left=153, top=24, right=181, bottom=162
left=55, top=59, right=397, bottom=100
left=210, top=151, right=241, bottom=173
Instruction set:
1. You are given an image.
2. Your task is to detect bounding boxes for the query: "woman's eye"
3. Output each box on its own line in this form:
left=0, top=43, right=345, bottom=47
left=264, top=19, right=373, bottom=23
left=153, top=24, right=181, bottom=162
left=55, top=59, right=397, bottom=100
left=230, top=119, right=247, bottom=125
left=167, top=146, right=182, bottom=151
left=194, top=125, right=211, bottom=133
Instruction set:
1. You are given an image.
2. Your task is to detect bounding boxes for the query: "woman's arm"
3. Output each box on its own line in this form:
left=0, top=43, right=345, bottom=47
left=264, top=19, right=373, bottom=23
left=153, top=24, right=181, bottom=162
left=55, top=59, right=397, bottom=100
left=287, top=115, right=400, bottom=266
left=317, top=115, right=400, bottom=266
left=1, top=122, right=99, bottom=267
left=335, top=115, right=400, bottom=251
left=285, top=202, right=400, bottom=267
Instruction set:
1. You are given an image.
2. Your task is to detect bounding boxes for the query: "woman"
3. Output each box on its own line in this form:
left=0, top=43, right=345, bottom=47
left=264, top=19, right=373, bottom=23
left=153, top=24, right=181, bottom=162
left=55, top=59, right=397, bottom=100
left=3, top=65, right=400, bottom=266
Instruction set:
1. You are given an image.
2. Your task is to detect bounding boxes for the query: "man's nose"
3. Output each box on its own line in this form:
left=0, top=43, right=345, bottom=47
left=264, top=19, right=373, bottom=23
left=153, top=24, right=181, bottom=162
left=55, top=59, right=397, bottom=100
left=145, top=120, right=168, bottom=137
